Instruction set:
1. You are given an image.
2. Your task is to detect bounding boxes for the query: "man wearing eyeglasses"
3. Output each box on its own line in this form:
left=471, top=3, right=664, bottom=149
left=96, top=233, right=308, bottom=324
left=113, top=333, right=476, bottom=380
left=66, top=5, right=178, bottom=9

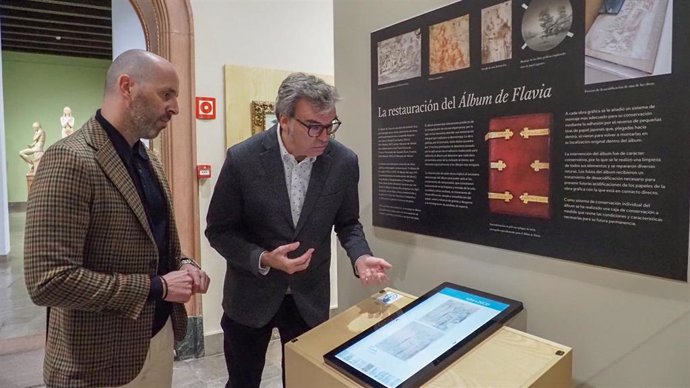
left=206, top=72, right=392, bottom=388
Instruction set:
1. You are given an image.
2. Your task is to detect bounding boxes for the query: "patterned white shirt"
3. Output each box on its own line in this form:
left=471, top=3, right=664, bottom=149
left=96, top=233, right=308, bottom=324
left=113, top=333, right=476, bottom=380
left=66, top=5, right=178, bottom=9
left=258, top=126, right=318, bottom=277
left=277, top=124, right=316, bottom=227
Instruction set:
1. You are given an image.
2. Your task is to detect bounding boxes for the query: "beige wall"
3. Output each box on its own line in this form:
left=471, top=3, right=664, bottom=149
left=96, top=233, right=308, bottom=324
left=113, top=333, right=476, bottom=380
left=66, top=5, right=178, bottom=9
left=333, top=0, right=690, bottom=386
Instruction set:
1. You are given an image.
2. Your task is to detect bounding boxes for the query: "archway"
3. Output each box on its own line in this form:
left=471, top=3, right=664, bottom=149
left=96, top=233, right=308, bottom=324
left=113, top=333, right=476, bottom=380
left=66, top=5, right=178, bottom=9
left=129, top=0, right=203, bottom=358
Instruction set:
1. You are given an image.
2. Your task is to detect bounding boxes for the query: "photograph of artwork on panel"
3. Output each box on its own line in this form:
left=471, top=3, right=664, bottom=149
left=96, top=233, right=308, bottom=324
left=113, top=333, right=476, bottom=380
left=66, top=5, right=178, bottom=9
left=377, top=29, right=422, bottom=85
left=371, top=0, right=690, bottom=280
left=584, top=0, right=672, bottom=84
left=521, top=0, right=573, bottom=52
left=481, top=1, right=512, bottom=64
left=486, top=113, right=552, bottom=219
left=429, top=15, right=470, bottom=74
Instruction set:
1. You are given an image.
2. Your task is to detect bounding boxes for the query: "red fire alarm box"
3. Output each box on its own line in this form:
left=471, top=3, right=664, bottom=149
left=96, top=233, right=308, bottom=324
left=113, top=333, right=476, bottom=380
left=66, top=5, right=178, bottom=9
left=196, top=97, right=216, bottom=119
left=196, top=165, right=212, bottom=179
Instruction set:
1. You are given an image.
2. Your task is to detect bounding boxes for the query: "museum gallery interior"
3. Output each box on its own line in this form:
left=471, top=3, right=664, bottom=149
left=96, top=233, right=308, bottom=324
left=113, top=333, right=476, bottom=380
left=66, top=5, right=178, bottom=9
left=0, top=0, right=688, bottom=387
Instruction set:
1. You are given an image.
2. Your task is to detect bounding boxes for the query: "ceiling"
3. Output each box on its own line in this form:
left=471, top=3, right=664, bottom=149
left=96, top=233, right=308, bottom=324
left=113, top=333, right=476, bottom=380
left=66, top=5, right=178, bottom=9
left=0, top=0, right=112, bottom=60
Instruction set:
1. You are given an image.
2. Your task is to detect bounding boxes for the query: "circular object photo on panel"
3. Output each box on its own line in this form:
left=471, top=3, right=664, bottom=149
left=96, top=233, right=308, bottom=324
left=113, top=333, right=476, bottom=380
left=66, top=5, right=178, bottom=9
left=521, top=0, right=573, bottom=52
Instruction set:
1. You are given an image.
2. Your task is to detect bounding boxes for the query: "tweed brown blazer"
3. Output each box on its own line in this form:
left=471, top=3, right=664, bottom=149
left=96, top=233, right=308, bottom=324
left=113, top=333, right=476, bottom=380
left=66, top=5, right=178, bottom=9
left=24, top=116, right=188, bottom=387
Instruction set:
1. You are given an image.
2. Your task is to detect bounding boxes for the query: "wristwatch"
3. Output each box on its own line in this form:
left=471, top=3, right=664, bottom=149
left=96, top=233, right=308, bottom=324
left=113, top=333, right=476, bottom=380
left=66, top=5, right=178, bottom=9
left=180, top=258, right=201, bottom=270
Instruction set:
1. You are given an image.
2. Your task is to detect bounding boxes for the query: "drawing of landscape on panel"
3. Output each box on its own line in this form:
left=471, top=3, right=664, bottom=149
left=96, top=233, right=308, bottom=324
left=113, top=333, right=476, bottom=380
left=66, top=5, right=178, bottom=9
left=375, top=321, right=442, bottom=361
left=481, top=1, right=512, bottom=64
left=521, top=0, right=573, bottom=52
left=585, top=0, right=669, bottom=75
left=429, top=15, right=470, bottom=74
left=378, top=29, right=422, bottom=85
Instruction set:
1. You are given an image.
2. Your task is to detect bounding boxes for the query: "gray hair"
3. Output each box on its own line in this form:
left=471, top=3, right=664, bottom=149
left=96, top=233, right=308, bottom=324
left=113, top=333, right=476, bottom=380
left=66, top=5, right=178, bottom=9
left=105, top=49, right=165, bottom=93
left=275, top=73, right=340, bottom=118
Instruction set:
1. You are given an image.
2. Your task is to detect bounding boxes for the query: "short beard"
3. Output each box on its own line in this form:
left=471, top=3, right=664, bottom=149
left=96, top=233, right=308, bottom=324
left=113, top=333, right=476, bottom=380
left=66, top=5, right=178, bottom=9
left=130, top=95, right=159, bottom=139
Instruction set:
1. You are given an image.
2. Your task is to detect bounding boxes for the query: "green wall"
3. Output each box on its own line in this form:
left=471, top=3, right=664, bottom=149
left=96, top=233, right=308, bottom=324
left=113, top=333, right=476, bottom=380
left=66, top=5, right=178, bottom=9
left=2, top=51, right=110, bottom=202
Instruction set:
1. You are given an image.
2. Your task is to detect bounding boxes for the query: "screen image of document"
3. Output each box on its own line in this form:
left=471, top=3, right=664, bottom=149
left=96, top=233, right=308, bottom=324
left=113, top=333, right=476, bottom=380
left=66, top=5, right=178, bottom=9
left=333, top=287, right=510, bottom=387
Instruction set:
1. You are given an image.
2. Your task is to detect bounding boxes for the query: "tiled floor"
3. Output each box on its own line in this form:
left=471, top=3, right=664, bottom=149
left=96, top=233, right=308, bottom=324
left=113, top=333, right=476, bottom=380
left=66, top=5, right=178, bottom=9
left=0, top=211, right=46, bottom=342
left=0, top=340, right=284, bottom=388
left=172, top=336, right=283, bottom=388
left=0, top=210, right=284, bottom=388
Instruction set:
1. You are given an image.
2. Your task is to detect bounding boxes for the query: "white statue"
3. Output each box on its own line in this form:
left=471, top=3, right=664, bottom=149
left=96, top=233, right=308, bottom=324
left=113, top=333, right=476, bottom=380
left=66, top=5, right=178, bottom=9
left=19, top=122, right=46, bottom=174
left=61, top=106, right=75, bottom=138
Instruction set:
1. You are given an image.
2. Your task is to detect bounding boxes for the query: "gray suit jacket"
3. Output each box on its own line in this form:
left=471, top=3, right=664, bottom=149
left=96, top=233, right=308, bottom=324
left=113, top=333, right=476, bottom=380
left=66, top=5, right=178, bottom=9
left=206, top=125, right=371, bottom=328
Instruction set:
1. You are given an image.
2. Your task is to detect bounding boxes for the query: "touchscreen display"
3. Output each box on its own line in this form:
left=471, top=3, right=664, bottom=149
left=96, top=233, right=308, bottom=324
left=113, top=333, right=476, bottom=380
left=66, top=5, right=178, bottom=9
left=324, top=283, right=522, bottom=387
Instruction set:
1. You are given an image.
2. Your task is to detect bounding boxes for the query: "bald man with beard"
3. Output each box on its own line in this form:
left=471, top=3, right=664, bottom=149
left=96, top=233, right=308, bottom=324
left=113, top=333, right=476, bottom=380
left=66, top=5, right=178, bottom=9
left=24, top=49, right=209, bottom=387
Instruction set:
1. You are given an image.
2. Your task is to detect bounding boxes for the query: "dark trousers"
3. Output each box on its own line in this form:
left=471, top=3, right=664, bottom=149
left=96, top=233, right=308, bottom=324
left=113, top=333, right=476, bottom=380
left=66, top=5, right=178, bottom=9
left=221, top=295, right=311, bottom=388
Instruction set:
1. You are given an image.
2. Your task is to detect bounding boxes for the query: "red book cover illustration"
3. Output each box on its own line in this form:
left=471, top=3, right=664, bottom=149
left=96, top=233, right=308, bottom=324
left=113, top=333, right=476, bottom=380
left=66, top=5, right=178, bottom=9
left=485, top=113, right=552, bottom=218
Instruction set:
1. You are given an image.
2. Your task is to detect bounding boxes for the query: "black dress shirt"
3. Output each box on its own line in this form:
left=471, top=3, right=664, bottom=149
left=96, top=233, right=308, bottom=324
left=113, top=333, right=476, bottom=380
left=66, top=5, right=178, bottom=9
left=97, top=110, right=172, bottom=337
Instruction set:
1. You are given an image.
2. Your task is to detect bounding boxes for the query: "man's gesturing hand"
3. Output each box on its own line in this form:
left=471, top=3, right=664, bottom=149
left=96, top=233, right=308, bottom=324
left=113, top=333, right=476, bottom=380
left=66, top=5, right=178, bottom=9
left=355, top=255, right=392, bottom=286
left=261, top=242, right=313, bottom=275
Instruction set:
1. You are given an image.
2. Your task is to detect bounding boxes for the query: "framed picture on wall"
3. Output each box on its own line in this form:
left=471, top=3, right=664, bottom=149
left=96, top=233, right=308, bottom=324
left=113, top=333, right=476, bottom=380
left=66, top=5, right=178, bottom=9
left=250, top=100, right=276, bottom=135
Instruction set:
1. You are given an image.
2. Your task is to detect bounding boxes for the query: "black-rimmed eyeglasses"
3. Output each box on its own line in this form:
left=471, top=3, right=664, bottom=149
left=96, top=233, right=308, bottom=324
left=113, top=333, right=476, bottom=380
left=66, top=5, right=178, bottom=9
left=294, top=117, right=341, bottom=137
